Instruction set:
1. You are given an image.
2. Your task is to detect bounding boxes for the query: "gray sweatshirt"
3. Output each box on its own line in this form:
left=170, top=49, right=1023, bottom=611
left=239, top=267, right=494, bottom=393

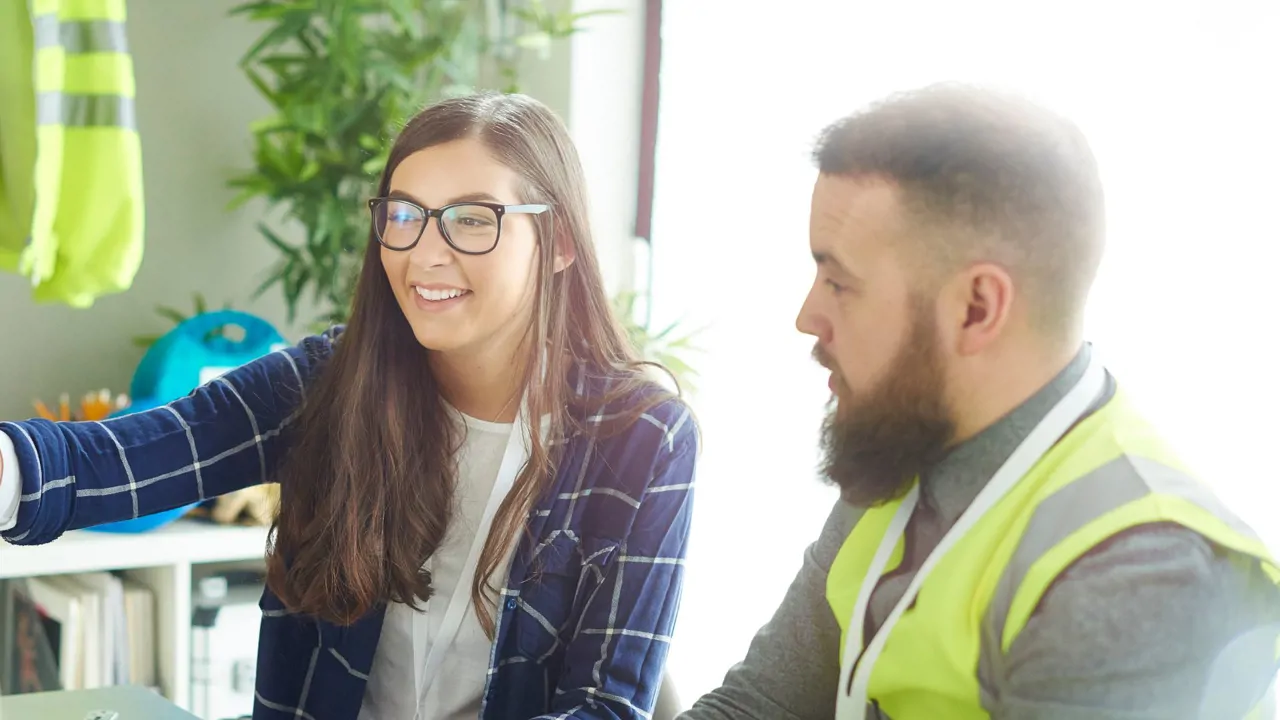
left=679, top=350, right=1280, bottom=719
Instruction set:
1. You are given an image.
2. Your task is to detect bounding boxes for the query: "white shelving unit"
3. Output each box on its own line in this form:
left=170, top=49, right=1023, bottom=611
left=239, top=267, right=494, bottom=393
left=0, top=519, right=269, bottom=712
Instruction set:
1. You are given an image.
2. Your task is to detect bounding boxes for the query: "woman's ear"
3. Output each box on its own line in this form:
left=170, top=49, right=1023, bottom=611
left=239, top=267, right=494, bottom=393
left=553, top=230, right=576, bottom=274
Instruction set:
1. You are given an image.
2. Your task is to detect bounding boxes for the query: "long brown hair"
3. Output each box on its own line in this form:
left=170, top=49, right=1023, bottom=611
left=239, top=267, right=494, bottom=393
left=266, top=93, right=666, bottom=636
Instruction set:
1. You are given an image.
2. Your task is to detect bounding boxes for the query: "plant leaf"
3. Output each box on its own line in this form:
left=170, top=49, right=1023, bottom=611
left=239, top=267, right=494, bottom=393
left=257, top=222, right=301, bottom=258
left=241, top=11, right=312, bottom=66
left=154, top=305, right=188, bottom=325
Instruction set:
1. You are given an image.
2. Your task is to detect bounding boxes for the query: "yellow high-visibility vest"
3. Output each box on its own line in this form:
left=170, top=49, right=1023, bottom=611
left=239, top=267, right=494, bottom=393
left=0, top=0, right=143, bottom=307
left=827, top=368, right=1280, bottom=719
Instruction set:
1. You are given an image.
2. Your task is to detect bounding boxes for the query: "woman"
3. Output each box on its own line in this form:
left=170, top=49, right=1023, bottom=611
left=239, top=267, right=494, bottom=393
left=0, top=93, right=698, bottom=720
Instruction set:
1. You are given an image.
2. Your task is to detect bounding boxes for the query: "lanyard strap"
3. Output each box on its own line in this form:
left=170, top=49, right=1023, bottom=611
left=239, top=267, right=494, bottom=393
left=413, top=399, right=530, bottom=719
left=835, top=354, right=1106, bottom=720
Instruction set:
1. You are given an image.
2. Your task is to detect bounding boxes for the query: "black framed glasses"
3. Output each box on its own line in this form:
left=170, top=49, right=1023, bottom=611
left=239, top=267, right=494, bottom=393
left=368, top=197, right=550, bottom=255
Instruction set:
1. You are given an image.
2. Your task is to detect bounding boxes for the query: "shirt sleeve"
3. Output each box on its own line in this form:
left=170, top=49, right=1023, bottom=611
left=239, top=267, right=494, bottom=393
left=678, top=498, right=860, bottom=720
left=0, top=430, right=20, bottom=531
left=990, top=524, right=1280, bottom=720
left=0, top=328, right=341, bottom=545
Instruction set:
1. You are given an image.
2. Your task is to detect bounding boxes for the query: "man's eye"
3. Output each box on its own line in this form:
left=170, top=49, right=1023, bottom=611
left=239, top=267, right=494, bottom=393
left=825, top=279, right=846, bottom=293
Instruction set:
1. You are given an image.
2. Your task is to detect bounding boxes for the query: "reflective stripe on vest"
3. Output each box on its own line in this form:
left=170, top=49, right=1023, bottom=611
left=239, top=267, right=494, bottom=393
left=826, top=388, right=1280, bottom=719
left=36, top=92, right=135, bottom=129
left=32, top=11, right=135, bottom=130
left=986, top=455, right=1273, bottom=658
left=33, top=14, right=129, bottom=53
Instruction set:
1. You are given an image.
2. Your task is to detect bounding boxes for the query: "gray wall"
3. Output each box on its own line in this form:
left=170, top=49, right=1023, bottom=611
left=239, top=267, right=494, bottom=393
left=0, top=0, right=632, bottom=421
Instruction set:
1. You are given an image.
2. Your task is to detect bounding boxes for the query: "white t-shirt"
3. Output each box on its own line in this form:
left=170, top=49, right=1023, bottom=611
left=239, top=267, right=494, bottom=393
left=357, top=409, right=516, bottom=720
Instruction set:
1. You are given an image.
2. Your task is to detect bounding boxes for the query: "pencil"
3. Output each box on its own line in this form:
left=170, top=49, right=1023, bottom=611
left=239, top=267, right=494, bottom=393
left=33, top=399, right=57, bottom=421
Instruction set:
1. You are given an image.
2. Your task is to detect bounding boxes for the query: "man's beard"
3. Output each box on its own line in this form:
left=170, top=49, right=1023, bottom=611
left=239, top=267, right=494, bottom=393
left=816, top=307, right=956, bottom=507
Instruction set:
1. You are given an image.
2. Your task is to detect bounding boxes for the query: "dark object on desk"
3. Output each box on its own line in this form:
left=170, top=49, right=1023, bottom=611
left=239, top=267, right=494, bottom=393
left=0, top=685, right=197, bottom=719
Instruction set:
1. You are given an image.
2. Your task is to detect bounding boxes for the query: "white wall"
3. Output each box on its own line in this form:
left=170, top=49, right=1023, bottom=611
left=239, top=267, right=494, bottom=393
left=0, top=0, right=644, bottom=421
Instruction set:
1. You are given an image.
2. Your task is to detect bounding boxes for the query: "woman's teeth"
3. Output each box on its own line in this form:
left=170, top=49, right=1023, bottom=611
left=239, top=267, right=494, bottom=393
left=415, top=287, right=468, bottom=301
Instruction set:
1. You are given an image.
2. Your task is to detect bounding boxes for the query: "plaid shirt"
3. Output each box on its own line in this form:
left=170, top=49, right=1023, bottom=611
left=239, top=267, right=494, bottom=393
left=0, top=328, right=698, bottom=720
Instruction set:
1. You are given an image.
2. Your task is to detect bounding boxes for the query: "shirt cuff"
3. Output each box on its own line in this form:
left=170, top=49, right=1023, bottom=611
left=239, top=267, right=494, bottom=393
left=0, top=430, right=21, bottom=532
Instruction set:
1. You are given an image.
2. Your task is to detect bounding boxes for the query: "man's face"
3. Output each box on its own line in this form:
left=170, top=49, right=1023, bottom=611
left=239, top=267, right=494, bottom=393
left=796, top=176, right=956, bottom=506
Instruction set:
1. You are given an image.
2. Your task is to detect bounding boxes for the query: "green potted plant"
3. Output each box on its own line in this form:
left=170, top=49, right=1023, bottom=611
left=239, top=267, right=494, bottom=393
left=612, top=290, right=704, bottom=395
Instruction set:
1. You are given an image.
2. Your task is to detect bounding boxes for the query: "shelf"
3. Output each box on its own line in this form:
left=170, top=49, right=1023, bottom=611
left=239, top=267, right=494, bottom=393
left=0, top=519, right=270, bottom=579
left=1, top=519, right=271, bottom=715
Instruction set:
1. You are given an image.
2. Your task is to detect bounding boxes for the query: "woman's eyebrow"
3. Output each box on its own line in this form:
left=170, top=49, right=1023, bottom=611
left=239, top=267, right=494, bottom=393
left=386, top=189, right=505, bottom=205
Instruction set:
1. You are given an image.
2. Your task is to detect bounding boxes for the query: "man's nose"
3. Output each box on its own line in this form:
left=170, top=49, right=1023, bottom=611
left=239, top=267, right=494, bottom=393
left=795, top=295, right=831, bottom=345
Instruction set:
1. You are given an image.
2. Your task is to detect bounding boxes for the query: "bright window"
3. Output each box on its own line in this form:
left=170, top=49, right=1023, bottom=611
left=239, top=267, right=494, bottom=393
left=649, top=0, right=1280, bottom=700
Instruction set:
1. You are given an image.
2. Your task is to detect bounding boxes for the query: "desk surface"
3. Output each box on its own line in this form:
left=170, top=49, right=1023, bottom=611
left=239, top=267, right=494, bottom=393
left=0, top=685, right=197, bottom=719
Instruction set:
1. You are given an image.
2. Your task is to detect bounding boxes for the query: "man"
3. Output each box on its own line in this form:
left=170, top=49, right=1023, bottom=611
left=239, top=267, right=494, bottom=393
left=678, top=84, right=1280, bottom=719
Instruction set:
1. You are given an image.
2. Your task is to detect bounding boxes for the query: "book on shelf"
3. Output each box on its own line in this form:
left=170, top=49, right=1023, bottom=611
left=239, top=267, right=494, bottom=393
left=0, top=573, right=156, bottom=696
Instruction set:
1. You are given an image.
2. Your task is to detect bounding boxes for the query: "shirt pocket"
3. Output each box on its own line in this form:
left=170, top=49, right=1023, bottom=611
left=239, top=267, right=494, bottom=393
left=514, top=532, right=618, bottom=660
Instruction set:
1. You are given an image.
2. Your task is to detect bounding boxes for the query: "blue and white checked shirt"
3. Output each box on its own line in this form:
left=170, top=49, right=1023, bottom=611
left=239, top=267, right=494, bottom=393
left=0, top=328, right=698, bottom=719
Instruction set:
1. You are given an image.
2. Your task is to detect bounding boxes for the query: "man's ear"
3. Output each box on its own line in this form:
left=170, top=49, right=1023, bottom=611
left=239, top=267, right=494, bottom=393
left=941, top=261, right=1015, bottom=357
left=553, top=229, right=576, bottom=274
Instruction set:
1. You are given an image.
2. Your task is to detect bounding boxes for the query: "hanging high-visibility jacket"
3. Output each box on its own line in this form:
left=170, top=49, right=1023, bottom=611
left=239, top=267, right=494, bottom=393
left=826, top=372, right=1280, bottom=719
left=0, top=0, right=144, bottom=307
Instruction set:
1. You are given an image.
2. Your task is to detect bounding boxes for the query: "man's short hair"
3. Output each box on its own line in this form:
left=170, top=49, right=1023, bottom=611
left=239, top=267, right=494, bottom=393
left=813, top=83, right=1106, bottom=335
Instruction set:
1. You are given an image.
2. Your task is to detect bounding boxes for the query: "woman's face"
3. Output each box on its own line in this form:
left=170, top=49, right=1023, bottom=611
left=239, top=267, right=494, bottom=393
left=379, top=137, right=557, bottom=360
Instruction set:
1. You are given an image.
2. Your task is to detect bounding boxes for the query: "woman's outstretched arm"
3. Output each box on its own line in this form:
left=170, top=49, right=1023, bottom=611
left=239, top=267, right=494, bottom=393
left=0, top=328, right=340, bottom=545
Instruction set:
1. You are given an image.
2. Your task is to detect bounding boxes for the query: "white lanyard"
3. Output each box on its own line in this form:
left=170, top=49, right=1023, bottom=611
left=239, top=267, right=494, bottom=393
left=413, top=399, right=531, bottom=720
left=834, top=354, right=1106, bottom=720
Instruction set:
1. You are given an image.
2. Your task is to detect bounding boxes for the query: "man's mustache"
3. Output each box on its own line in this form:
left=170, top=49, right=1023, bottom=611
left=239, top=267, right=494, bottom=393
left=812, top=344, right=832, bottom=370
left=813, top=344, right=846, bottom=396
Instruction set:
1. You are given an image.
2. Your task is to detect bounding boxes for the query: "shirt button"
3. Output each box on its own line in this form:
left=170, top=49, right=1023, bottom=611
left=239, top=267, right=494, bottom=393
left=506, top=597, right=518, bottom=611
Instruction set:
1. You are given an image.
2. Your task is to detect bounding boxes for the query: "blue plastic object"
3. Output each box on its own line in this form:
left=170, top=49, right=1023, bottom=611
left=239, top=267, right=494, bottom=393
left=87, top=311, right=287, bottom=534
left=129, top=310, right=287, bottom=406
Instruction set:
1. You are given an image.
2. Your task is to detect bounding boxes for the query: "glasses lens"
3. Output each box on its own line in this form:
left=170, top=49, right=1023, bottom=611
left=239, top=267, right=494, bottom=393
left=373, top=199, right=426, bottom=249
left=441, top=204, right=500, bottom=253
